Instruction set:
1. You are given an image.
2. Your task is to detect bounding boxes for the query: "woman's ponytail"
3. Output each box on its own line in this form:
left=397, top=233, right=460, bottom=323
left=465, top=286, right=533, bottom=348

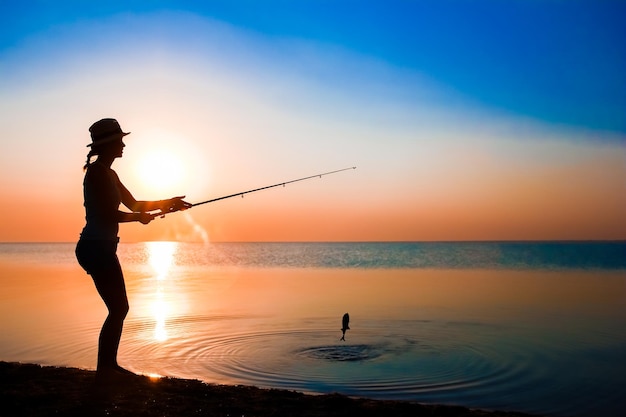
left=83, top=149, right=97, bottom=171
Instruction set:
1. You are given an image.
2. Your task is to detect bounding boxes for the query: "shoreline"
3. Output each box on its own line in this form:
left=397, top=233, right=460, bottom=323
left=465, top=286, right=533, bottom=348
left=1, top=361, right=539, bottom=417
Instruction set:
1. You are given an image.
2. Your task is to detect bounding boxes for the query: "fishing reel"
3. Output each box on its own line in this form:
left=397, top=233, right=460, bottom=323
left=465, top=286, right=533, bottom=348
left=154, top=197, right=192, bottom=218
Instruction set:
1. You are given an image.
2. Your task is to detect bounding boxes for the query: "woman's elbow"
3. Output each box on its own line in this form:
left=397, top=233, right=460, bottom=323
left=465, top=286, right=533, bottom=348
left=125, top=201, right=142, bottom=212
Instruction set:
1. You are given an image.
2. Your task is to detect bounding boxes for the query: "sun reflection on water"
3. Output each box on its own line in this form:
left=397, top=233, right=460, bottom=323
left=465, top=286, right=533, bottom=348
left=148, top=241, right=176, bottom=281
left=146, top=241, right=178, bottom=342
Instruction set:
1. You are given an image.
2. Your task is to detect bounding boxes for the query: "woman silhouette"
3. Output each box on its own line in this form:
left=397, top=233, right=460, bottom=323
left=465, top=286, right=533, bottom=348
left=75, top=118, right=190, bottom=381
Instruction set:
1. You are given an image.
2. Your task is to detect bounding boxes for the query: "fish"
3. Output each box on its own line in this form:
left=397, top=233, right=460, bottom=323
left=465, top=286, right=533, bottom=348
left=340, top=313, right=350, bottom=341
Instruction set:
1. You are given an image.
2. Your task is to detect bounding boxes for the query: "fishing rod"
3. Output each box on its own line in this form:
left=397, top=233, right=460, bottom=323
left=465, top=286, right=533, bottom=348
left=155, top=166, right=356, bottom=217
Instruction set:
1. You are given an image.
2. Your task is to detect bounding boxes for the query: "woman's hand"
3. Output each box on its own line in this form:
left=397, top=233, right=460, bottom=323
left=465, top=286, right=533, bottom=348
left=137, top=212, right=155, bottom=225
left=160, top=196, right=192, bottom=214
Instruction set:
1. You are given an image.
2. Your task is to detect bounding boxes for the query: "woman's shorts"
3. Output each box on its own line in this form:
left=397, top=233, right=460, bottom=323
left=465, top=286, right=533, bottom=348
left=75, top=239, right=120, bottom=275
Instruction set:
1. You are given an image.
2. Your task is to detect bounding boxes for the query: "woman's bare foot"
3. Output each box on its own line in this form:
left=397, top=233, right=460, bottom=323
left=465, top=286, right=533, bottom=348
left=95, top=364, right=137, bottom=385
left=112, top=364, right=136, bottom=376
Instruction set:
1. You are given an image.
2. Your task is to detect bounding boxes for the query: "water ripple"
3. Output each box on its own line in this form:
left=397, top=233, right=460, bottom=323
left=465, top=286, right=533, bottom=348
left=15, top=313, right=626, bottom=417
left=296, top=344, right=383, bottom=362
left=120, top=317, right=534, bottom=404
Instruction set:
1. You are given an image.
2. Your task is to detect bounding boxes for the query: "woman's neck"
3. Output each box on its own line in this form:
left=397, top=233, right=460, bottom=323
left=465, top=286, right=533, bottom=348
left=95, top=155, right=115, bottom=168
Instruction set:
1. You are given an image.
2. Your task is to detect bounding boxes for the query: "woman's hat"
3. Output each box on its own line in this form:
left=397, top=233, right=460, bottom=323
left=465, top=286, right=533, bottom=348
left=87, top=118, right=130, bottom=147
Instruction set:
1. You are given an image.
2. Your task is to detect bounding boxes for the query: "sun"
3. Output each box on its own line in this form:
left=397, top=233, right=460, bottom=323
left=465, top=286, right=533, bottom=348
left=135, top=147, right=187, bottom=197
left=125, top=128, right=210, bottom=202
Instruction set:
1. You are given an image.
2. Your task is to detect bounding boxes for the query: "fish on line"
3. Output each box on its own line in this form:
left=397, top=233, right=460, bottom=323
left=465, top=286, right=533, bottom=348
left=340, top=313, right=350, bottom=341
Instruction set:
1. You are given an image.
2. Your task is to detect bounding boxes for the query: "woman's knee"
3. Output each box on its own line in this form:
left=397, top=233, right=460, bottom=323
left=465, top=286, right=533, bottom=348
left=90, top=268, right=129, bottom=317
left=109, top=300, right=129, bottom=320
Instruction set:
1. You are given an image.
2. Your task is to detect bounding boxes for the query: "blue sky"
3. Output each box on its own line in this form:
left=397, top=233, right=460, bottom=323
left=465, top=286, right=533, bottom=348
left=2, top=0, right=624, bottom=134
left=1, top=1, right=624, bottom=241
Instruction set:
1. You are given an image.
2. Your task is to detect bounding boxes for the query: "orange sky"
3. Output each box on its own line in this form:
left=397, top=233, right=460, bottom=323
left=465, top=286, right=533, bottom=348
left=1, top=138, right=624, bottom=242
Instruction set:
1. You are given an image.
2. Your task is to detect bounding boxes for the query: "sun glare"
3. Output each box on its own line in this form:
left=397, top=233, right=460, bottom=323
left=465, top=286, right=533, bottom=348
left=136, top=148, right=186, bottom=196
left=124, top=128, right=211, bottom=203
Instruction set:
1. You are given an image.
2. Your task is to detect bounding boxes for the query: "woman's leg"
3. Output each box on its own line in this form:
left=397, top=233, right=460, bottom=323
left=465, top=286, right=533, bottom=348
left=90, top=258, right=129, bottom=371
left=76, top=240, right=135, bottom=378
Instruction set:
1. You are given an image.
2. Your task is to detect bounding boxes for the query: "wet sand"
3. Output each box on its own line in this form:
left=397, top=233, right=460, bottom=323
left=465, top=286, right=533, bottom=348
left=1, top=361, right=538, bottom=417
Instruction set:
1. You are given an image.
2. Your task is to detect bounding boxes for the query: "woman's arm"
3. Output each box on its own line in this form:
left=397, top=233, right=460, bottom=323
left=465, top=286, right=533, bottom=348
left=115, top=180, right=156, bottom=224
left=115, top=178, right=161, bottom=212
left=117, top=211, right=155, bottom=224
left=115, top=172, right=191, bottom=216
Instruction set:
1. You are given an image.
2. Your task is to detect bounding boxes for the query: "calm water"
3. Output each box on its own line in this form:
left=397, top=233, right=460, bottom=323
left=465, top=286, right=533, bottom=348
left=1, top=242, right=625, bottom=417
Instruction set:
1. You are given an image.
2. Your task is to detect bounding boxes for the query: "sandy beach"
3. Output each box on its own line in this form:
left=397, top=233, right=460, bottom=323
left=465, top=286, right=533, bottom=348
left=1, top=361, right=539, bottom=417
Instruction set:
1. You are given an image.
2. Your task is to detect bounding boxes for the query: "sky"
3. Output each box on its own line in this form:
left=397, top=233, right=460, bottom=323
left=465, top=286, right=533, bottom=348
left=0, top=0, right=624, bottom=242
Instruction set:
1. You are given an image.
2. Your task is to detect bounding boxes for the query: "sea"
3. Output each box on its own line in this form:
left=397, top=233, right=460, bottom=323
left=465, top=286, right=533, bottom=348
left=1, top=241, right=625, bottom=417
